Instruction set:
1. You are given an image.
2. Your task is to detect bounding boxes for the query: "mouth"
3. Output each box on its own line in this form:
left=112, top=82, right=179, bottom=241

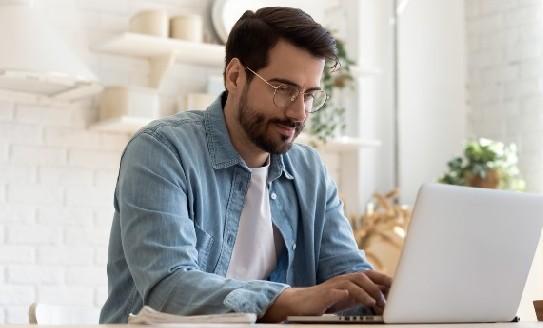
left=274, top=123, right=296, bottom=139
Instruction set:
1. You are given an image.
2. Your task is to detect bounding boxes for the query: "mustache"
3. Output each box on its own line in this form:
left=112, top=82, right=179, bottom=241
left=269, top=118, right=304, bottom=129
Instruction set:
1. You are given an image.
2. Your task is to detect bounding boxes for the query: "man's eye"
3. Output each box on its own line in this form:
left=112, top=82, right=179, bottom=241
left=273, top=84, right=289, bottom=90
left=304, top=93, right=315, bottom=101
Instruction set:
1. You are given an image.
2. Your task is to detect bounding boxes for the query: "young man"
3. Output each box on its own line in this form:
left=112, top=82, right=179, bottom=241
left=100, top=7, right=391, bottom=323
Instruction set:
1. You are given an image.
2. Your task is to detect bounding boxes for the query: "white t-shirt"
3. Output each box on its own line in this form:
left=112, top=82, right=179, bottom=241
left=226, top=161, right=279, bottom=280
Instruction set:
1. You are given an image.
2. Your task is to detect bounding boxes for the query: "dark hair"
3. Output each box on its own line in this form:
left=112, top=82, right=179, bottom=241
left=224, top=7, right=338, bottom=82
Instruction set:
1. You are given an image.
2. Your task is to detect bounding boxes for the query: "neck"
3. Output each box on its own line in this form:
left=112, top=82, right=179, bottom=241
left=224, top=95, right=269, bottom=168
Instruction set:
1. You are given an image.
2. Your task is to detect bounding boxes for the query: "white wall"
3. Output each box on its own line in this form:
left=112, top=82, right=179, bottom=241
left=0, top=0, right=363, bottom=323
left=0, top=0, right=213, bottom=323
left=357, top=0, right=396, bottom=203
left=466, top=0, right=543, bottom=193
left=398, top=0, right=467, bottom=204
left=465, top=0, right=543, bottom=320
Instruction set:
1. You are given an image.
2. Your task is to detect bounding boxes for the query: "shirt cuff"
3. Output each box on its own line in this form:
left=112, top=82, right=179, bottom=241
left=223, top=280, right=290, bottom=318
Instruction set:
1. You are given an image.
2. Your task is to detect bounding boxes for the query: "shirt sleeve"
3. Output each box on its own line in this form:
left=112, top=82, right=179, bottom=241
left=116, top=131, right=289, bottom=318
left=316, top=164, right=374, bottom=283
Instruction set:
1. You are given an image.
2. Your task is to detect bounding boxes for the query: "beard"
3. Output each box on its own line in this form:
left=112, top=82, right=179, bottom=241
left=238, top=88, right=304, bottom=154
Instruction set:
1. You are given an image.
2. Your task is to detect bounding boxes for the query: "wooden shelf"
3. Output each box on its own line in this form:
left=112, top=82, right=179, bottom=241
left=351, top=65, right=382, bottom=77
left=92, top=33, right=225, bottom=66
left=0, top=71, right=102, bottom=106
left=92, top=33, right=224, bottom=88
left=89, top=116, right=154, bottom=133
left=91, top=33, right=382, bottom=88
left=90, top=33, right=382, bottom=135
left=0, top=85, right=101, bottom=107
left=297, top=133, right=381, bottom=152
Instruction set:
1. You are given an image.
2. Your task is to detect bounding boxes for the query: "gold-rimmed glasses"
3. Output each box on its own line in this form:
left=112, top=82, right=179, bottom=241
left=245, top=66, right=328, bottom=113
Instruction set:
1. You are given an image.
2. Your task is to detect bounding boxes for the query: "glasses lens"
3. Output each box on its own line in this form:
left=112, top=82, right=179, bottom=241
left=273, top=85, right=299, bottom=108
left=307, top=90, right=327, bottom=112
left=273, top=85, right=327, bottom=113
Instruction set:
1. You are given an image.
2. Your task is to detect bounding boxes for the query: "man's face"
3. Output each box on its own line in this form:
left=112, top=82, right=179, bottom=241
left=237, top=40, right=325, bottom=154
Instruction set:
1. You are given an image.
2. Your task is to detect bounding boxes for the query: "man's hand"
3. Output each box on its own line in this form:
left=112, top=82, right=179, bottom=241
left=261, top=270, right=392, bottom=322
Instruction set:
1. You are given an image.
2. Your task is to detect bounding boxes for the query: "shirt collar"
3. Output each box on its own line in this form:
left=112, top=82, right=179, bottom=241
left=204, top=92, right=243, bottom=169
left=203, top=92, right=295, bottom=181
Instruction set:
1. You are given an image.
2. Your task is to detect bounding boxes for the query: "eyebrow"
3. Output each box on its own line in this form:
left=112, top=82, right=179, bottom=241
left=268, top=78, right=322, bottom=92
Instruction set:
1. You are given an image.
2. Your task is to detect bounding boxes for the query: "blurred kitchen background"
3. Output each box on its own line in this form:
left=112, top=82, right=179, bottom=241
left=1, top=0, right=543, bottom=323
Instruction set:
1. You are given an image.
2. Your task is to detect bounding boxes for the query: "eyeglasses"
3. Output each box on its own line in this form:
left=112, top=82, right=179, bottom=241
left=245, top=66, right=328, bottom=113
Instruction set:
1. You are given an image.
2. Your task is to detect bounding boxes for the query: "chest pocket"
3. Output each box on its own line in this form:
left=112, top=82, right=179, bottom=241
left=194, top=225, right=214, bottom=271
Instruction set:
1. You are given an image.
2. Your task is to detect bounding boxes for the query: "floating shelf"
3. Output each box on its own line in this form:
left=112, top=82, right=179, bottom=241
left=92, top=33, right=224, bottom=88
left=89, top=116, right=154, bottom=133
left=0, top=86, right=101, bottom=107
left=92, top=33, right=225, bottom=66
left=351, top=65, right=382, bottom=77
left=0, top=70, right=102, bottom=106
left=91, top=33, right=382, bottom=87
left=90, top=33, right=382, bottom=135
left=297, top=133, right=381, bottom=151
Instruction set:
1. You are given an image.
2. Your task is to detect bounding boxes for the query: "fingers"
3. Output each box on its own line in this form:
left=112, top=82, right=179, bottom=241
left=336, top=280, right=380, bottom=308
left=364, top=270, right=393, bottom=289
left=372, top=303, right=385, bottom=315
left=346, top=272, right=386, bottom=307
left=376, top=284, right=390, bottom=299
left=322, top=288, right=350, bottom=313
left=319, top=270, right=392, bottom=311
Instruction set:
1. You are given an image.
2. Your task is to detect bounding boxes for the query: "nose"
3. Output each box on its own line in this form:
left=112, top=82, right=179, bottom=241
left=285, top=93, right=308, bottom=123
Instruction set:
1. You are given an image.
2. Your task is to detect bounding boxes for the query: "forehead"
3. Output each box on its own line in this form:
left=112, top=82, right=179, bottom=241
left=258, top=39, right=325, bottom=87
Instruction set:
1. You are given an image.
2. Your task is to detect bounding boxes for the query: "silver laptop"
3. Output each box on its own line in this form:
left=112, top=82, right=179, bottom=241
left=288, top=183, right=543, bottom=324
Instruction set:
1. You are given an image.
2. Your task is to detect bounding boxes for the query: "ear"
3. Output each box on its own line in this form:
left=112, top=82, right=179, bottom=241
left=225, top=58, right=246, bottom=95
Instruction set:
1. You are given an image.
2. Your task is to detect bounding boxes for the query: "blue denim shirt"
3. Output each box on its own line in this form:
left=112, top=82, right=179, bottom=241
left=99, top=93, right=372, bottom=323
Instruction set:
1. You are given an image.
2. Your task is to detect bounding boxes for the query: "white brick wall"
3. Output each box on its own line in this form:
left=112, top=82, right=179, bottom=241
left=7, top=266, right=64, bottom=285
left=0, top=247, right=35, bottom=265
left=466, top=0, right=543, bottom=321
left=0, top=0, right=213, bottom=323
left=466, top=0, right=543, bottom=193
left=0, top=0, right=371, bottom=323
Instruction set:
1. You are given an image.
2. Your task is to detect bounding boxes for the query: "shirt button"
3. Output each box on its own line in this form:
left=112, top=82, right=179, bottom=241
left=292, top=243, right=296, bottom=250
left=270, top=192, right=277, bottom=200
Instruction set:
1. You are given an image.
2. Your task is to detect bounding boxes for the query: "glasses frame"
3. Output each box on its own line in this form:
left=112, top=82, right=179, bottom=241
left=245, top=66, right=327, bottom=113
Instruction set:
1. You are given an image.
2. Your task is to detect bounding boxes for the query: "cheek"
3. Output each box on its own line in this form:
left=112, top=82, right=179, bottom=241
left=246, top=86, right=277, bottom=114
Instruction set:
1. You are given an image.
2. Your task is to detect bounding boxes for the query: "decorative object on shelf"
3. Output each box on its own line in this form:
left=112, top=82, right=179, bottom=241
left=210, top=0, right=324, bottom=44
left=129, top=10, right=169, bottom=38
left=99, top=86, right=160, bottom=122
left=308, top=37, right=354, bottom=144
left=439, top=138, right=526, bottom=191
left=210, top=0, right=231, bottom=44
left=349, top=189, right=411, bottom=275
left=0, top=1, right=101, bottom=105
left=170, top=14, right=203, bottom=42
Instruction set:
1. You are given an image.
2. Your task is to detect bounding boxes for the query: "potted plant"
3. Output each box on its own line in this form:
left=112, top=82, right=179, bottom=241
left=439, top=138, right=525, bottom=191
left=308, top=37, right=354, bottom=143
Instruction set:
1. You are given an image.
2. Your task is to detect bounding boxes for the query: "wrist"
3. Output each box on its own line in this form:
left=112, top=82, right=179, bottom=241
left=261, top=287, right=299, bottom=322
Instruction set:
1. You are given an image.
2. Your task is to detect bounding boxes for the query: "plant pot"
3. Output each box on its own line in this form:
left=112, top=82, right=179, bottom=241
left=466, top=168, right=501, bottom=189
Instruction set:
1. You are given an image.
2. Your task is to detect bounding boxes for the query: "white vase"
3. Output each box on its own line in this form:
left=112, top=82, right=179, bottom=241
left=129, top=10, right=169, bottom=38
left=169, top=14, right=203, bottom=43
